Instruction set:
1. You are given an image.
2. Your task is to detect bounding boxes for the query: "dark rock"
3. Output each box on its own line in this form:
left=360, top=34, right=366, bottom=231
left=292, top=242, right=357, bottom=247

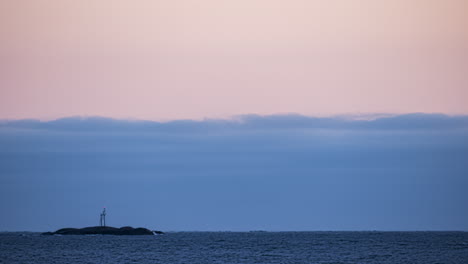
left=41, top=226, right=155, bottom=236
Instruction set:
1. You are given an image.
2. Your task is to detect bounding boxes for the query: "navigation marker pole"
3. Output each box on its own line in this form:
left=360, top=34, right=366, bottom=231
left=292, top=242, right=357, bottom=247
left=100, top=208, right=106, bottom=227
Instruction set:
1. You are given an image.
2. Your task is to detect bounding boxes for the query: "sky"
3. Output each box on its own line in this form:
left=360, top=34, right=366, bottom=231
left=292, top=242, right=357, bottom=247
left=1, top=114, right=468, bottom=231
left=1, top=0, right=467, bottom=120
left=0, top=1, right=468, bottom=231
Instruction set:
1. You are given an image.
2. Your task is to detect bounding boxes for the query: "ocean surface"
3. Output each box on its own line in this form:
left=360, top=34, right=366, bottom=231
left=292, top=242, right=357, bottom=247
left=1, top=232, right=467, bottom=264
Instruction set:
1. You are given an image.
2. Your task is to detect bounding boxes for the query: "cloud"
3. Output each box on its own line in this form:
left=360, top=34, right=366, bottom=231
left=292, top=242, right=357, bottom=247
left=0, top=113, right=467, bottom=231
left=2, top=113, right=468, bottom=132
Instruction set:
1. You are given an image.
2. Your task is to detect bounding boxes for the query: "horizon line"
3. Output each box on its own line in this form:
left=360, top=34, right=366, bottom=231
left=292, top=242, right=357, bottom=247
left=2, top=229, right=467, bottom=233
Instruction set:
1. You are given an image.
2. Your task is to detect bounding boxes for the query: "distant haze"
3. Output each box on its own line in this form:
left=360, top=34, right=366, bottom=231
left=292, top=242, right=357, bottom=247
left=1, top=114, right=467, bottom=231
left=1, top=0, right=468, bottom=120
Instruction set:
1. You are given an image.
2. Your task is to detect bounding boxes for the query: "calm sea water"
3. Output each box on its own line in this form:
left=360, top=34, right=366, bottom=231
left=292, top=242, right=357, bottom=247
left=1, top=232, right=467, bottom=264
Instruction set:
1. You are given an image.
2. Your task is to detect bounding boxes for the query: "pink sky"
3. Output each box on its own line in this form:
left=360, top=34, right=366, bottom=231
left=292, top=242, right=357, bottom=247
left=1, top=0, right=467, bottom=120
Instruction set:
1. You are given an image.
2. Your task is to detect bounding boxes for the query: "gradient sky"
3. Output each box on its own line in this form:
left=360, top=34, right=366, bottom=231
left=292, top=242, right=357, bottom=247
left=1, top=0, right=467, bottom=120
left=1, top=1, right=467, bottom=232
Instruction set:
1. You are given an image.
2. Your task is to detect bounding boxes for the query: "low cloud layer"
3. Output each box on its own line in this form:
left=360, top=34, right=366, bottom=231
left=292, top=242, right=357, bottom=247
left=1, top=114, right=467, bottom=231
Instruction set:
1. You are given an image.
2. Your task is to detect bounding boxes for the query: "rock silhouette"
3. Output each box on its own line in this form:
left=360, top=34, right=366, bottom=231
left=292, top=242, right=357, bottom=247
left=42, top=226, right=163, bottom=236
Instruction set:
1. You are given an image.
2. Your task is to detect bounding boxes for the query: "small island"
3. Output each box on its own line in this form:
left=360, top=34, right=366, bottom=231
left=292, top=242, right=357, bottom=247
left=42, top=208, right=163, bottom=236
left=42, top=226, right=161, bottom=236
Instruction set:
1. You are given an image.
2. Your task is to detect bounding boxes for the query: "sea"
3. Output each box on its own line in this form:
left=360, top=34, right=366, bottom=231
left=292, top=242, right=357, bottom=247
left=1, top=231, right=467, bottom=264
